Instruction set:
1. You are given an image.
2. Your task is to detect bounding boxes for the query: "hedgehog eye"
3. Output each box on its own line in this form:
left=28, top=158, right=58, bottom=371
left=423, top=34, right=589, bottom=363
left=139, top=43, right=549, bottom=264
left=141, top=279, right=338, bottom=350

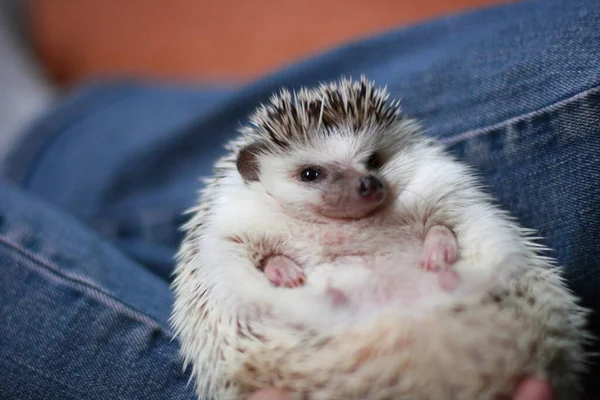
left=366, top=152, right=384, bottom=170
left=300, top=167, right=325, bottom=183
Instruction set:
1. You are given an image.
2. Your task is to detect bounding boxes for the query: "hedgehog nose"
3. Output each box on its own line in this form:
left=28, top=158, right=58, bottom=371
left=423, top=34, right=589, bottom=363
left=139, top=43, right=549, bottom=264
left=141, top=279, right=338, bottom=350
left=357, top=175, right=383, bottom=197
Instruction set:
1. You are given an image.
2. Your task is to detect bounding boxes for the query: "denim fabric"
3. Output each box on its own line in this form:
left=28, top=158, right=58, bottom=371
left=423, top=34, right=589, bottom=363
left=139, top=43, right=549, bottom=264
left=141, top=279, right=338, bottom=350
left=0, top=178, right=195, bottom=399
left=2, top=84, right=237, bottom=278
left=1, top=0, right=599, bottom=398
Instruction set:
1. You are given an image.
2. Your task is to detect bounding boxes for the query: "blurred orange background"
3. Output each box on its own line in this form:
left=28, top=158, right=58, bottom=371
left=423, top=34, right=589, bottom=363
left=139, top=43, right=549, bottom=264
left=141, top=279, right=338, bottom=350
left=29, top=0, right=514, bottom=86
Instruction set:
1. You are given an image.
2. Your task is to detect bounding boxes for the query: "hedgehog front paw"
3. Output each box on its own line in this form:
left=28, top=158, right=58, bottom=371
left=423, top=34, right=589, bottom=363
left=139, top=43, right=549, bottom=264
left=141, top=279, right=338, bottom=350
left=263, top=255, right=306, bottom=288
left=421, top=225, right=459, bottom=290
left=421, top=225, right=458, bottom=271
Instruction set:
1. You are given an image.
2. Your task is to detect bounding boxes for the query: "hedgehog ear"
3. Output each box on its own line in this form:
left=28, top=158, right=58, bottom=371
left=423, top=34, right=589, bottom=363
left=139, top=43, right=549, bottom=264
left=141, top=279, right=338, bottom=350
left=236, top=141, right=268, bottom=182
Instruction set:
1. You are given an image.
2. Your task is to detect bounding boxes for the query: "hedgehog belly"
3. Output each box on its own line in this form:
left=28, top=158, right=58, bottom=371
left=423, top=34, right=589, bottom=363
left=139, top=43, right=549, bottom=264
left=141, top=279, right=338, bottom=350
left=233, top=267, right=584, bottom=400
left=226, top=242, right=583, bottom=400
left=280, top=215, right=480, bottom=318
left=302, top=253, right=463, bottom=318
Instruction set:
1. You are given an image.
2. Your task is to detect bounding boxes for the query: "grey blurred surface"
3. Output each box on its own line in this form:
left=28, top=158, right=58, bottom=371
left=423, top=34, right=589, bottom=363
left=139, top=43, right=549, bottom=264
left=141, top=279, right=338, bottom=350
left=0, top=1, right=55, bottom=161
left=0, top=0, right=26, bottom=39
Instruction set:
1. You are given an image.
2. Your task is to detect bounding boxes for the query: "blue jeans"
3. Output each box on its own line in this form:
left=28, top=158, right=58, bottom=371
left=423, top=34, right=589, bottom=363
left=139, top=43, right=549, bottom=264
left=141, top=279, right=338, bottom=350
left=1, top=0, right=599, bottom=398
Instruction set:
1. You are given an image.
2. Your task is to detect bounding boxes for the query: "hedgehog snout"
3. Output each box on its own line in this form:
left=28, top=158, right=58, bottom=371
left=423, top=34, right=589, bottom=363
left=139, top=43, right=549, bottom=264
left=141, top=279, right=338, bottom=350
left=357, top=175, right=384, bottom=201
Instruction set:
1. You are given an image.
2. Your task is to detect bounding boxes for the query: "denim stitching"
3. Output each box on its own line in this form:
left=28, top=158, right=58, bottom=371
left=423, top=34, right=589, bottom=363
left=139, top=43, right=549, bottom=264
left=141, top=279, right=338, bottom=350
left=440, top=84, right=600, bottom=146
left=0, top=238, right=173, bottom=338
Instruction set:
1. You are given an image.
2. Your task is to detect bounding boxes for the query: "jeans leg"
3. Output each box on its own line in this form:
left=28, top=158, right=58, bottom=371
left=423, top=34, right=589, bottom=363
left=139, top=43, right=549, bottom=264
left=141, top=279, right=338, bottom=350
left=1, top=82, right=237, bottom=280
left=0, top=177, right=195, bottom=400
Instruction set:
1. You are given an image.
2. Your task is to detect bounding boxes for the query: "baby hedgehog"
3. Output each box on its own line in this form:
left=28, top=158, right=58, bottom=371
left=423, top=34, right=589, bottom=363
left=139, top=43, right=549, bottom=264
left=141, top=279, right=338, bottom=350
left=171, top=76, right=591, bottom=400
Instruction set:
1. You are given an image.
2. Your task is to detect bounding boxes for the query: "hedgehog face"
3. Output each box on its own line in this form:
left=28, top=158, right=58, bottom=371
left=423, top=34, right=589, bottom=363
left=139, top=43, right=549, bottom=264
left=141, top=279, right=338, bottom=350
left=234, top=76, right=422, bottom=221
left=236, top=133, right=392, bottom=221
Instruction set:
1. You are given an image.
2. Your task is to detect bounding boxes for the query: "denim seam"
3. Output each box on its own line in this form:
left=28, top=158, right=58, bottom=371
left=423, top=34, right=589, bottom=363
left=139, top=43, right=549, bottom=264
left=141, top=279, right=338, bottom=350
left=439, top=84, right=600, bottom=146
left=0, top=237, right=174, bottom=338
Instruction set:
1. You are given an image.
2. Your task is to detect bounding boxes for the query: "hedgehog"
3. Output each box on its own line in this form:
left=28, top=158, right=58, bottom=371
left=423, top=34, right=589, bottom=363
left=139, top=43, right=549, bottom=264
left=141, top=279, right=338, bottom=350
left=170, top=76, right=591, bottom=400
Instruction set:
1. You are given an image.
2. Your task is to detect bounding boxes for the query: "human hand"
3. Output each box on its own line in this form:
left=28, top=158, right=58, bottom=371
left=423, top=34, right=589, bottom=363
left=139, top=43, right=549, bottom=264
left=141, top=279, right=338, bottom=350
left=247, top=388, right=293, bottom=400
left=513, top=377, right=554, bottom=400
left=247, top=376, right=554, bottom=400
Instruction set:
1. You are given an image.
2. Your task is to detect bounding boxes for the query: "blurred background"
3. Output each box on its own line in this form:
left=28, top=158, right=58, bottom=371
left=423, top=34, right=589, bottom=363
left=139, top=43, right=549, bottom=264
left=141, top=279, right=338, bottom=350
left=0, top=0, right=514, bottom=158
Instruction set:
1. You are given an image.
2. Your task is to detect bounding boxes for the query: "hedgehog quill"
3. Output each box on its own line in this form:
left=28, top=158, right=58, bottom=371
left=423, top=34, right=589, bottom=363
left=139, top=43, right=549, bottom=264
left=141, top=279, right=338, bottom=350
left=171, top=77, right=591, bottom=400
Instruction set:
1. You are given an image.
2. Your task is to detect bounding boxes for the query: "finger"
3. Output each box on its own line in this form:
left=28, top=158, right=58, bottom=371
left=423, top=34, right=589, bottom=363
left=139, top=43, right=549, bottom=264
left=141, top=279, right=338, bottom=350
left=247, top=388, right=293, bottom=400
left=513, top=377, right=554, bottom=400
